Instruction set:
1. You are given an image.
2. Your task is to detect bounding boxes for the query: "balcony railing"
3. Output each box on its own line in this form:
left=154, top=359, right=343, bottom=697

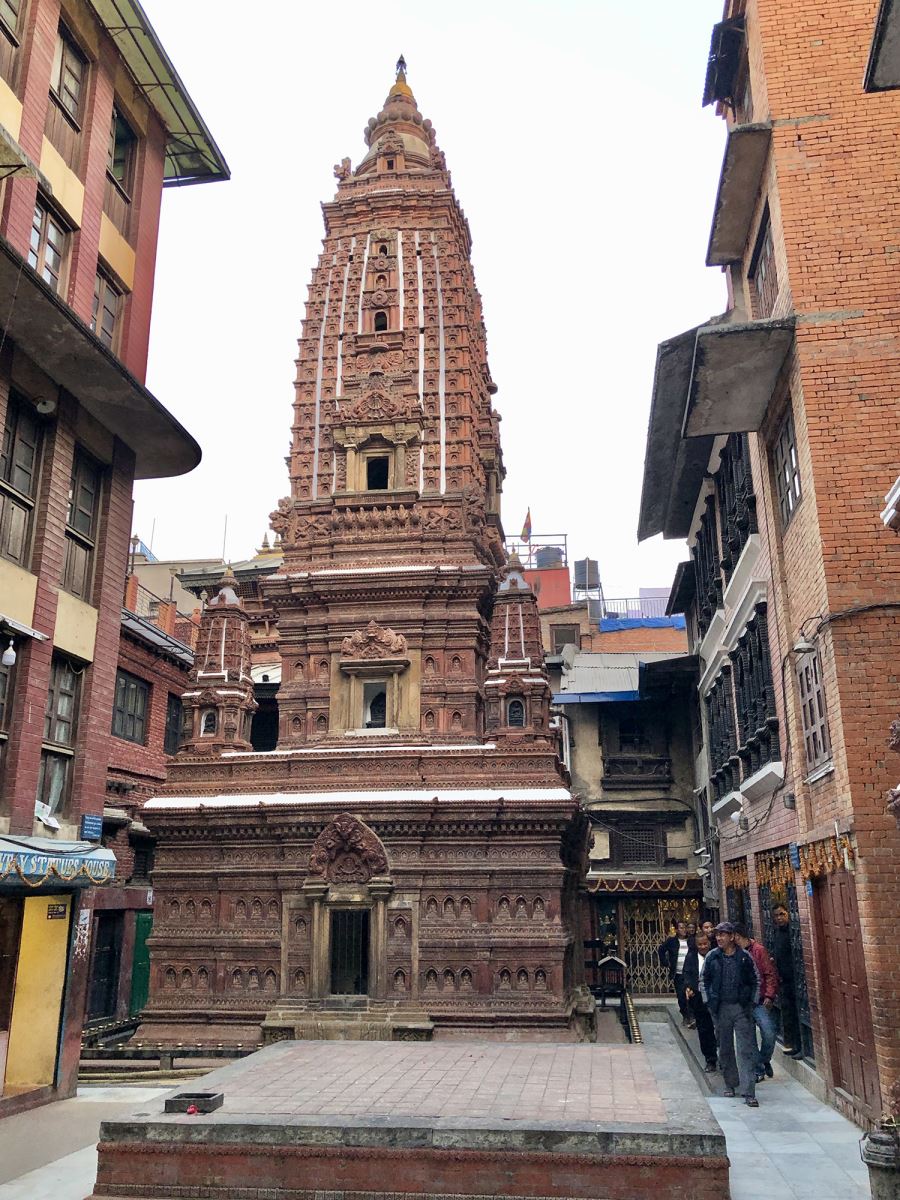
left=594, top=596, right=671, bottom=619
left=602, top=755, right=673, bottom=789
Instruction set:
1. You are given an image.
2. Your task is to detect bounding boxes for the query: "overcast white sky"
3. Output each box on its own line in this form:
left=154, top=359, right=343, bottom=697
left=133, top=0, right=726, bottom=597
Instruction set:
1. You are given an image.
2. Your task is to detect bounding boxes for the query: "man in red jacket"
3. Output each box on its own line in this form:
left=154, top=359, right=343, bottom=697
left=735, top=923, right=779, bottom=1081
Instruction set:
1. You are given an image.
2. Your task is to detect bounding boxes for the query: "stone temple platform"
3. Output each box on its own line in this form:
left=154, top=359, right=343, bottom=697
left=88, top=1025, right=728, bottom=1200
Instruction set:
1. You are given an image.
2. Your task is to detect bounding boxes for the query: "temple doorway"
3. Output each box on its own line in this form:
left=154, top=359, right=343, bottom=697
left=330, top=909, right=370, bottom=995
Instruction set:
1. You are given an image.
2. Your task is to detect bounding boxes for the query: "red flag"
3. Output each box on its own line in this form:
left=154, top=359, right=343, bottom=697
left=521, top=508, right=532, bottom=542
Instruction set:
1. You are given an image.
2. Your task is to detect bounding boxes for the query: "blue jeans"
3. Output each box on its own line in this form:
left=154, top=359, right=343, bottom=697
left=752, top=1002, right=777, bottom=1071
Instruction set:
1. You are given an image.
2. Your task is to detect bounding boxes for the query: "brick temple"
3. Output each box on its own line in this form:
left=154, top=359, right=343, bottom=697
left=138, top=63, right=593, bottom=1046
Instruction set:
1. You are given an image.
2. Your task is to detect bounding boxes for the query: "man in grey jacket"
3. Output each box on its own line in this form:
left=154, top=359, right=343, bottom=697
left=703, top=921, right=762, bottom=1107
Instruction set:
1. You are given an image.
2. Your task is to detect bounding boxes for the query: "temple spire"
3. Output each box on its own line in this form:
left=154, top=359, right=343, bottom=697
left=396, top=54, right=407, bottom=81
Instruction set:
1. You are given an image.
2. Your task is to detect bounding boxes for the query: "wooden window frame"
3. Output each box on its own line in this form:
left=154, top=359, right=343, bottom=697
left=91, top=269, right=124, bottom=353
left=610, top=823, right=666, bottom=869
left=111, top=669, right=149, bottom=745
left=50, top=23, right=87, bottom=125
left=62, top=449, right=102, bottom=600
left=0, top=391, right=42, bottom=568
left=107, top=104, right=137, bottom=196
left=38, top=655, right=81, bottom=816
left=772, top=407, right=802, bottom=528
left=28, top=197, right=69, bottom=296
left=0, top=652, right=14, bottom=783
left=164, top=692, right=183, bottom=756
left=749, top=204, right=778, bottom=318
left=550, top=624, right=580, bottom=654
left=0, top=0, right=23, bottom=86
left=797, top=650, right=831, bottom=774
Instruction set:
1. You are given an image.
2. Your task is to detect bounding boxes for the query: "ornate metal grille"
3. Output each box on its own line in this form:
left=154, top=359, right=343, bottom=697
left=691, top=495, right=723, bottom=639
left=725, top=885, right=753, bottom=935
left=715, top=434, right=758, bottom=583
left=731, top=603, right=780, bottom=777
left=758, top=876, right=814, bottom=1061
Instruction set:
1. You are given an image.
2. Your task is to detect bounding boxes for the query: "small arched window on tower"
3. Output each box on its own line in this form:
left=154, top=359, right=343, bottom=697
left=374, top=310, right=388, bottom=332
left=507, top=698, right=526, bottom=728
left=201, top=709, right=217, bottom=736
left=363, top=681, right=387, bottom=729
left=378, top=243, right=388, bottom=256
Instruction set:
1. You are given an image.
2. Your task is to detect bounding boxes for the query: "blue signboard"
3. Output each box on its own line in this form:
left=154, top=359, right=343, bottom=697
left=788, top=842, right=801, bottom=870
left=80, top=813, right=103, bottom=841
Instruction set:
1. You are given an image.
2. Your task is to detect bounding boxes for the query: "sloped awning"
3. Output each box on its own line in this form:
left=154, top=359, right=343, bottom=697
left=706, top=123, right=772, bottom=266
left=638, top=328, right=714, bottom=541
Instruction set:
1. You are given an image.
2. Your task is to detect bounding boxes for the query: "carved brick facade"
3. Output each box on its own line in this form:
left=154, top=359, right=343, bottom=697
left=139, top=66, right=592, bottom=1045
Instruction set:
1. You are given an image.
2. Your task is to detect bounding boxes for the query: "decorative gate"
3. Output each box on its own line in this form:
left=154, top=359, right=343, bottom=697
left=757, top=847, right=814, bottom=1062
left=619, top=896, right=699, bottom=994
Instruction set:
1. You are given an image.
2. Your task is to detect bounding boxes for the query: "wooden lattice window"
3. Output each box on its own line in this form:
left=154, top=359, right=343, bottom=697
left=691, top=494, right=723, bottom=639
left=797, top=651, right=831, bottom=773
left=715, top=434, right=757, bottom=582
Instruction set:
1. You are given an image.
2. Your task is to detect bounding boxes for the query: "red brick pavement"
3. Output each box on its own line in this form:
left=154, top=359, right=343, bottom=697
left=205, top=1040, right=667, bottom=1124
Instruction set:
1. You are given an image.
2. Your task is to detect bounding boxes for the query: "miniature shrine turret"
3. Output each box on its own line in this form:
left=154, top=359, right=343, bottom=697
left=179, top=565, right=256, bottom=755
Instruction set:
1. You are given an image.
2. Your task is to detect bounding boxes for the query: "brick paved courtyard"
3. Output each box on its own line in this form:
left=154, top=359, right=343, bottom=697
left=208, top=1038, right=668, bottom=1123
left=87, top=1027, right=728, bottom=1200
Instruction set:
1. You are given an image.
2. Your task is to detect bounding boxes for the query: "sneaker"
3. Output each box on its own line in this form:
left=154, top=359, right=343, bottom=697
left=744, top=1097, right=760, bottom=1108
left=755, top=1071, right=765, bottom=1083
left=780, top=1045, right=799, bottom=1055
left=704, top=1061, right=718, bottom=1073
left=723, top=1088, right=735, bottom=1097
left=687, top=1019, right=697, bottom=1029
left=764, top=1062, right=774, bottom=1078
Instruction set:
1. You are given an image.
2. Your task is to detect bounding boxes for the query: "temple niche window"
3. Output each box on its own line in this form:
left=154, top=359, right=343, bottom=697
left=374, top=310, right=388, bottom=332
left=507, top=698, right=526, bottom=728
left=201, top=710, right=217, bottom=735
left=364, top=681, right=387, bottom=729
left=366, top=455, right=390, bottom=490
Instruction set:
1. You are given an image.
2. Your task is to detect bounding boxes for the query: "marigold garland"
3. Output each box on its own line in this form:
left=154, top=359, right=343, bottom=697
left=799, top=834, right=853, bottom=881
left=722, top=858, right=749, bottom=890
left=755, top=848, right=794, bottom=890
left=588, top=876, right=691, bottom=894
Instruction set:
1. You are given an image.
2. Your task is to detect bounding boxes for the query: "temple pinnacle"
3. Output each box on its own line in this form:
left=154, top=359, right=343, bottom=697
left=396, top=54, right=407, bottom=81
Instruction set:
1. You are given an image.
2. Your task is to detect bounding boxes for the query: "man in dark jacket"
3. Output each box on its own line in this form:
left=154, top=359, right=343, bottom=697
left=657, top=919, right=692, bottom=1026
left=704, top=921, right=761, bottom=1106
left=683, top=931, right=718, bottom=1072
left=771, top=903, right=803, bottom=1056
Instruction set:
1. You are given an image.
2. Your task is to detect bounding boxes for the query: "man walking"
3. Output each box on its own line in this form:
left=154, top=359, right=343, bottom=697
left=658, top=919, right=693, bottom=1026
left=734, top=923, right=778, bottom=1080
left=683, top=930, right=718, bottom=1073
left=703, top=921, right=761, bottom=1107
left=771, top=903, right=803, bottom=1057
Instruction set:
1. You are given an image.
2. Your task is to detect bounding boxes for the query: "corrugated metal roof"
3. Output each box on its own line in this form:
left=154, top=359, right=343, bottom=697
left=553, top=651, right=686, bottom=704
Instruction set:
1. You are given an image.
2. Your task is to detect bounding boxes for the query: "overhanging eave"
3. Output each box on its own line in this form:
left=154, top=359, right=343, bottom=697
left=706, top=123, right=772, bottom=266
left=638, top=328, right=714, bottom=542
left=0, top=237, right=201, bottom=479
left=683, top=317, right=795, bottom=438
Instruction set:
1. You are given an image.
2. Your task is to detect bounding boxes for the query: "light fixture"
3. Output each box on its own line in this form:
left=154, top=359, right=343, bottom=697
left=696, top=866, right=710, bottom=879
left=793, top=637, right=816, bottom=656
left=783, top=791, right=796, bottom=810
left=1, top=638, right=15, bottom=667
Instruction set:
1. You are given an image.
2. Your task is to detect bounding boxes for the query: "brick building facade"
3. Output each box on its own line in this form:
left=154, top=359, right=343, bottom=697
left=639, top=0, right=900, bottom=1126
left=0, top=0, right=225, bottom=1111
left=81, top=598, right=193, bottom=1032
